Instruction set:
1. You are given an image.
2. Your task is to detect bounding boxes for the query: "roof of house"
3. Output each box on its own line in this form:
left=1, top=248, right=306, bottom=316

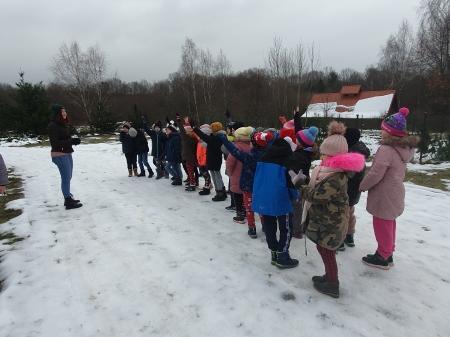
left=306, top=86, right=396, bottom=119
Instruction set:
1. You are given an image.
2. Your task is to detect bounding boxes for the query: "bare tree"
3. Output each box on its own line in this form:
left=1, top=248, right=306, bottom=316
left=416, top=0, right=450, bottom=76
left=199, top=48, right=215, bottom=112
left=51, top=41, right=108, bottom=123
left=214, top=49, right=232, bottom=112
left=294, top=42, right=307, bottom=107
left=180, top=38, right=200, bottom=122
left=379, top=20, right=416, bottom=91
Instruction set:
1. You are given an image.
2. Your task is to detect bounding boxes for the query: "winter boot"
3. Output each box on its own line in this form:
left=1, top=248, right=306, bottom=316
left=137, top=170, right=146, bottom=177
left=225, top=205, right=236, bottom=212
left=198, top=187, right=211, bottom=195
left=271, top=251, right=277, bottom=265
left=275, top=251, right=299, bottom=269
left=64, top=197, right=82, bottom=210
left=148, top=170, right=154, bottom=178
left=69, top=194, right=80, bottom=203
left=362, top=252, right=390, bottom=270
left=247, top=227, right=257, bottom=239
left=128, top=169, right=132, bottom=177
left=185, top=186, right=196, bottom=192
left=313, top=280, right=340, bottom=298
left=171, top=178, right=183, bottom=186
left=344, top=234, right=355, bottom=247
left=64, top=196, right=81, bottom=206
left=133, top=168, right=139, bottom=176
left=312, top=275, right=327, bottom=284
left=212, top=189, right=227, bottom=202
left=233, top=215, right=246, bottom=224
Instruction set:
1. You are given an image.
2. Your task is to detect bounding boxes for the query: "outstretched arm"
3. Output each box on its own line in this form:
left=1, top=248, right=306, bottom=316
left=219, top=134, right=249, bottom=163
left=193, top=127, right=212, bottom=143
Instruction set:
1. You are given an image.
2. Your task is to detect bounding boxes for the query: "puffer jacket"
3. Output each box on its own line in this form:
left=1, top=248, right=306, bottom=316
left=179, top=125, right=198, bottom=164
left=347, top=141, right=370, bottom=206
left=119, top=131, right=137, bottom=154
left=226, top=140, right=251, bottom=194
left=135, top=130, right=150, bottom=153
left=302, top=152, right=365, bottom=250
left=252, top=139, right=299, bottom=216
left=193, top=127, right=226, bottom=171
left=360, top=135, right=418, bottom=220
left=165, top=132, right=182, bottom=163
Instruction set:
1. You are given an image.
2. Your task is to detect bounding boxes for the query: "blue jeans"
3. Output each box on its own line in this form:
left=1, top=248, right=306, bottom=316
left=166, top=162, right=182, bottom=179
left=52, top=154, right=73, bottom=198
left=138, top=152, right=153, bottom=173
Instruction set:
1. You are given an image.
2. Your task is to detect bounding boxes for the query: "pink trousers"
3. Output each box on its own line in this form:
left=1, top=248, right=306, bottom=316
left=373, top=216, right=396, bottom=260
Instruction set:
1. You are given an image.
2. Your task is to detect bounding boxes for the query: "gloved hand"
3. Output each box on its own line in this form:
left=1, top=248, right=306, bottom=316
left=289, top=170, right=306, bottom=187
left=71, top=137, right=81, bottom=146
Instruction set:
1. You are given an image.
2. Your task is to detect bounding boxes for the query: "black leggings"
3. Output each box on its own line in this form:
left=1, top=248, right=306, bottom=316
left=262, top=214, right=293, bottom=253
left=125, top=153, right=137, bottom=170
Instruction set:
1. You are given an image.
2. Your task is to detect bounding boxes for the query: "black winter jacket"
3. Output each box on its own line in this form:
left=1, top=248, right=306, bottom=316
left=48, top=121, right=75, bottom=153
left=165, top=132, right=182, bottom=163
left=143, top=125, right=166, bottom=159
left=135, top=130, right=150, bottom=153
left=193, top=128, right=224, bottom=171
left=120, top=131, right=137, bottom=154
left=286, top=149, right=313, bottom=177
left=348, top=141, right=370, bottom=206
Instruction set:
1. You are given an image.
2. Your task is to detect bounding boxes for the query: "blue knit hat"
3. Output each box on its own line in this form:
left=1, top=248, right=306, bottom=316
left=296, top=126, right=319, bottom=146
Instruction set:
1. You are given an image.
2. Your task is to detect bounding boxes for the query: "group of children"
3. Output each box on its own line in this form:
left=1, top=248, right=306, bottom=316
left=119, top=107, right=419, bottom=298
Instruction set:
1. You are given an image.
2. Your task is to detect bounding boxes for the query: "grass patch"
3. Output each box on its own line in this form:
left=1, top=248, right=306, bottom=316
left=405, top=168, right=450, bottom=191
left=0, top=170, right=25, bottom=292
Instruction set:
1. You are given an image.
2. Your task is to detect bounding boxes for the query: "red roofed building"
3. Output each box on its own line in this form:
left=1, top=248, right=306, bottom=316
left=305, top=85, right=398, bottom=119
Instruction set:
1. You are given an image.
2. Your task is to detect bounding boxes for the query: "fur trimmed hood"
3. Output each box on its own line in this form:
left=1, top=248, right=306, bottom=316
left=322, top=152, right=365, bottom=172
left=381, top=134, right=420, bottom=148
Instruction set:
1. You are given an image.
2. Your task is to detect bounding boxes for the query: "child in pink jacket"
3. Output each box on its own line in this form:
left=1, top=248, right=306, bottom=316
left=225, top=127, right=253, bottom=224
left=360, top=107, right=419, bottom=269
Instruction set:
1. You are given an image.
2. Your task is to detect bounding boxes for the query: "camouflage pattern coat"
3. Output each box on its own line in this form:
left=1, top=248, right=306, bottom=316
left=302, top=172, right=349, bottom=250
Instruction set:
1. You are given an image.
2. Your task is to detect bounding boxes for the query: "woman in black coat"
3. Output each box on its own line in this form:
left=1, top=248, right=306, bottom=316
left=164, top=126, right=183, bottom=185
left=48, top=104, right=82, bottom=209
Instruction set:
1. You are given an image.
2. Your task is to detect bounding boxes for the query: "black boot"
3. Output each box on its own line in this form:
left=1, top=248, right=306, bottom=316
left=137, top=171, right=146, bottom=177
left=171, top=178, right=183, bottom=186
left=337, top=242, right=346, bottom=252
left=64, top=197, right=82, bottom=210
left=64, top=196, right=81, bottom=206
left=362, top=252, right=390, bottom=270
left=313, top=280, right=340, bottom=298
left=128, top=169, right=132, bottom=177
left=148, top=170, right=154, bottom=178
left=344, top=234, right=355, bottom=247
left=185, top=186, right=196, bottom=192
left=271, top=251, right=277, bottom=265
left=198, top=187, right=211, bottom=195
left=212, top=188, right=227, bottom=202
left=275, top=251, right=299, bottom=269
left=312, top=275, right=327, bottom=284
left=247, top=227, right=257, bottom=239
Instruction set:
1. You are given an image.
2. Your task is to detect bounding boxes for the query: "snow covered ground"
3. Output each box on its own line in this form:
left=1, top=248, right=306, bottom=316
left=0, top=141, right=450, bottom=337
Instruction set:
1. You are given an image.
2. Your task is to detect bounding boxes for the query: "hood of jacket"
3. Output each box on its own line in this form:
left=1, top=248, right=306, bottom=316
left=322, top=152, right=365, bottom=172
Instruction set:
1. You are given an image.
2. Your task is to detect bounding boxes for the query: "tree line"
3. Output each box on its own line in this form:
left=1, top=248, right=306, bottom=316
left=0, top=0, right=448, bottom=136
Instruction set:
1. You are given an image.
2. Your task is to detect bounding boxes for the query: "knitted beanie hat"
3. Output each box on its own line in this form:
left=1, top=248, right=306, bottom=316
left=200, top=124, right=212, bottom=135
left=320, top=121, right=348, bottom=156
left=252, top=131, right=274, bottom=148
left=296, top=126, right=319, bottom=147
left=381, top=107, right=409, bottom=137
left=234, top=126, right=254, bottom=141
left=128, top=127, right=138, bottom=138
left=211, top=122, right=223, bottom=133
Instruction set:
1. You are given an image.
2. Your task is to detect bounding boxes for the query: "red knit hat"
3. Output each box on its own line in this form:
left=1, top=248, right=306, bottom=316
left=252, top=131, right=274, bottom=148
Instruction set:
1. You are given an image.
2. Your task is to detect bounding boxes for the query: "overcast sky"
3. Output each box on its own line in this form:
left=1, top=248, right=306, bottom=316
left=0, top=0, right=422, bottom=85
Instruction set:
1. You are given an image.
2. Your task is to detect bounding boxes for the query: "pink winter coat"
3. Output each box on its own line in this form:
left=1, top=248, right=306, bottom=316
left=226, top=140, right=251, bottom=194
left=359, top=135, right=418, bottom=220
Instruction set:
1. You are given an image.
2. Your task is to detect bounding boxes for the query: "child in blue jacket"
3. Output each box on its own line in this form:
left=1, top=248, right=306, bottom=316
left=252, top=138, right=300, bottom=268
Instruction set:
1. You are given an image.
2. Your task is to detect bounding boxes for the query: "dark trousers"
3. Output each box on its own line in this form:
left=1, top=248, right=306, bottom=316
left=233, top=192, right=245, bottom=216
left=262, top=214, right=293, bottom=253
left=125, top=153, right=137, bottom=170
left=199, top=166, right=211, bottom=188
